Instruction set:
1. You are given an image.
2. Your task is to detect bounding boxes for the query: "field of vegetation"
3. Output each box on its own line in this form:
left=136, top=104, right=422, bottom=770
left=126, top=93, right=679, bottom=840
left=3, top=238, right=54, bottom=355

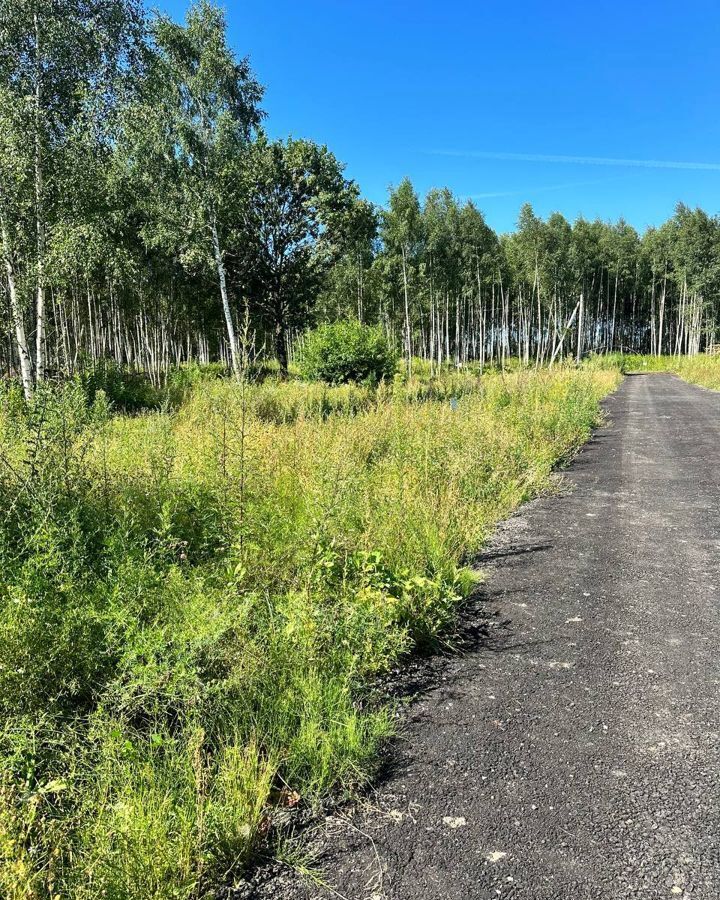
left=612, top=353, right=720, bottom=391
left=4, top=0, right=720, bottom=895
left=0, top=361, right=620, bottom=898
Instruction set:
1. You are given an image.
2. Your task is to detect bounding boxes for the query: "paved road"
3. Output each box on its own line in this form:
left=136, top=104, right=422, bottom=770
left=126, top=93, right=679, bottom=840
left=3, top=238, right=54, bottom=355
left=272, top=374, right=720, bottom=900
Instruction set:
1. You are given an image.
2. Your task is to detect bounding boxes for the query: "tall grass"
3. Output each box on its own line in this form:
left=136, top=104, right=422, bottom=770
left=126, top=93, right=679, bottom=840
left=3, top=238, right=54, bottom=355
left=0, top=364, right=620, bottom=897
left=599, top=351, right=720, bottom=391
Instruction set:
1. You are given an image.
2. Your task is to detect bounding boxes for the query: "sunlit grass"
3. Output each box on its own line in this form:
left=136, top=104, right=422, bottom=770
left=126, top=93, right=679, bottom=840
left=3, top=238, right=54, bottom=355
left=0, top=363, right=620, bottom=897
left=597, top=351, right=720, bottom=391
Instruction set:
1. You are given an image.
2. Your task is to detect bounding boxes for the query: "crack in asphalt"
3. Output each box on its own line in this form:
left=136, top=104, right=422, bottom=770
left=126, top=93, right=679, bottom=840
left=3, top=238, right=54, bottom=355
left=258, top=374, right=720, bottom=900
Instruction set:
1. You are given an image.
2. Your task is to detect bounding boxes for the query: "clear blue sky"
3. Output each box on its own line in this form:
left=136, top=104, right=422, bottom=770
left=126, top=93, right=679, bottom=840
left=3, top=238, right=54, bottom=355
left=160, top=0, right=720, bottom=233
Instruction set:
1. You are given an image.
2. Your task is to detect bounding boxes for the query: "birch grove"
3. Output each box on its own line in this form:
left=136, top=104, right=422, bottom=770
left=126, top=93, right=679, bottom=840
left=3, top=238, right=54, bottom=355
left=2, top=5, right=720, bottom=392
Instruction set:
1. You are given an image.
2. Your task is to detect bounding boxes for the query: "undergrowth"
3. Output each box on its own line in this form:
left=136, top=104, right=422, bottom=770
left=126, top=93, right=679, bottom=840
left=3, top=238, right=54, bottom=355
left=0, top=363, right=620, bottom=897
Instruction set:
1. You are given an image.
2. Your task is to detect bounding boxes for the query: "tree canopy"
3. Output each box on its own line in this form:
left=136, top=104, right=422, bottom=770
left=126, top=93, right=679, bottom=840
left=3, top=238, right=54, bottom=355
left=3, top=1, right=720, bottom=396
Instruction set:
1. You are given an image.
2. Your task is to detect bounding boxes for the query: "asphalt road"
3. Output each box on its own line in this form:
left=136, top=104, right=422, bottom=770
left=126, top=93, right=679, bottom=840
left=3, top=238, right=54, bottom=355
left=269, top=373, right=720, bottom=900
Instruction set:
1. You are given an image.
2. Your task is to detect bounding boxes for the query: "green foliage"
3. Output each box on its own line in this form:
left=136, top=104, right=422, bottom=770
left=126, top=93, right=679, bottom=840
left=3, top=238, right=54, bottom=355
left=77, top=362, right=162, bottom=412
left=133, top=0, right=264, bottom=274
left=70, top=361, right=231, bottom=413
left=0, top=366, right=620, bottom=895
left=297, top=320, right=398, bottom=384
left=0, top=0, right=147, bottom=397
left=238, top=135, right=365, bottom=374
left=4, top=0, right=720, bottom=403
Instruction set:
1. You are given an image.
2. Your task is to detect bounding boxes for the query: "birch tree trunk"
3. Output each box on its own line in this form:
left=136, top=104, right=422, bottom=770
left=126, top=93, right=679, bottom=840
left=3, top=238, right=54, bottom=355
left=658, top=267, right=667, bottom=356
left=1, top=217, right=34, bottom=399
left=34, top=8, right=47, bottom=385
left=649, top=269, right=656, bottom=356
left=211, top=210, right=239, bottom=377
left=576, top=291, right=584, bottom=364
left=401, top=245, right=412, bottom=375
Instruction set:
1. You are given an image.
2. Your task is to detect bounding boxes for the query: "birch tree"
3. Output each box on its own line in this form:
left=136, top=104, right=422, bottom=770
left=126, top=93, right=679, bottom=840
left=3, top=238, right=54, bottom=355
left=0, top=0, right=143, bottom=396
left=129, top=0, right=263, bottom=377
left=382, top=179, right=423, bottom=373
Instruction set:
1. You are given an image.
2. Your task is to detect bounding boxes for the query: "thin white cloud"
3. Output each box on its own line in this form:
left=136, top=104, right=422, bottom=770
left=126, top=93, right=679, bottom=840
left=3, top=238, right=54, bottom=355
left=469, top=189, right=523, bottom=199
left=468, top=176, right=624, bottom=200
left=428, top=149, right=720, bottom=171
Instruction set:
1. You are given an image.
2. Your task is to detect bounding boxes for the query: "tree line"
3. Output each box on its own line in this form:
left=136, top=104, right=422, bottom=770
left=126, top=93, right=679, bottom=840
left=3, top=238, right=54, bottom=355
left=2, top=1, right=720, bottom=399
left=351, top=188, right=720, bottom=372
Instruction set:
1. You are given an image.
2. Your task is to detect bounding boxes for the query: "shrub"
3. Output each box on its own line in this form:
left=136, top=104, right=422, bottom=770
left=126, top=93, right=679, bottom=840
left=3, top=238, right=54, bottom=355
left=76, top=361, right=161, bottom=412
left=297, top=321, right=398, bottom=384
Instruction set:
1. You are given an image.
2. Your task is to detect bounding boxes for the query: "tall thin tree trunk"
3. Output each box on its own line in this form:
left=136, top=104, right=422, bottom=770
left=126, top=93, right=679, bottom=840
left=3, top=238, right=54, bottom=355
left=490, top=279, right=496, bottom=364
left=211, top=210, right=239, bottom=377
left=445, top=291, right=450, bottom=364
left=34, top=8, right=47, bottom=385
left=356, top=250, right=363, bottom=323
left=401, top=246, right=412, bottom=376
left=658, top=265, right=667, bottom=356
left=1, top=217, right=34, bottom=399
left=649, top=269, right=656, bottom=356
left=476, top=257, right=484, bottom=371
left=534, top=257, right=542, bottom=366
left=576, top=291, right=584, bottom=364
left=273, top=299, right=289, bottom=378
left=611, top=261, right=619, bottom=351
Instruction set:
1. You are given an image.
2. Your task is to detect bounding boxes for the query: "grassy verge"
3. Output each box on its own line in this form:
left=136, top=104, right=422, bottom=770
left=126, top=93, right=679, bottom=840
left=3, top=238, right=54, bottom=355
left=600, top=352, right=720, bottom=391
left=0, top=364, right=620, bottom=898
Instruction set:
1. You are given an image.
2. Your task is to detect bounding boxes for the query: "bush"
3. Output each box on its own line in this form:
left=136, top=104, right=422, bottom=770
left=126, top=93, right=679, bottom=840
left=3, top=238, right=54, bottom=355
left=297, top=321, right=398, bottom=384
left=77, top=361, right=232, bottom=413
left=76, top=361, right=161, bottom=412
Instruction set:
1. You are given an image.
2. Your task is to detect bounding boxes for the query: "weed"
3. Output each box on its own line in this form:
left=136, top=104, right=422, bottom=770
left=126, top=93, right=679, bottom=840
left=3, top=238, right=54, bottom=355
left=0, top=363, right=620, bottom=895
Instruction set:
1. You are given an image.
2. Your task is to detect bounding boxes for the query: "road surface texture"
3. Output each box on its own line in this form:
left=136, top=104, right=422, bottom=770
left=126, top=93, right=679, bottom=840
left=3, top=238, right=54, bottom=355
left=267, top=373, right=720, bottom=900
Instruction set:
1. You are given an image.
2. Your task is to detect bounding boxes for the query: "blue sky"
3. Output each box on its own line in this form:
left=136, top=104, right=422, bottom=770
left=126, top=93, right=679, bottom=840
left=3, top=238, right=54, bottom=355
left=160, top=0, right=720, bottom=233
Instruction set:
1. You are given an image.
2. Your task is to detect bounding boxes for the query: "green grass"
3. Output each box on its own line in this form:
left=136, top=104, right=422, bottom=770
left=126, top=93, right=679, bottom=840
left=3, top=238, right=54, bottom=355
left=595, top=351, right=720, bottom=390
left=0, top=363, right=621, bottom=898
